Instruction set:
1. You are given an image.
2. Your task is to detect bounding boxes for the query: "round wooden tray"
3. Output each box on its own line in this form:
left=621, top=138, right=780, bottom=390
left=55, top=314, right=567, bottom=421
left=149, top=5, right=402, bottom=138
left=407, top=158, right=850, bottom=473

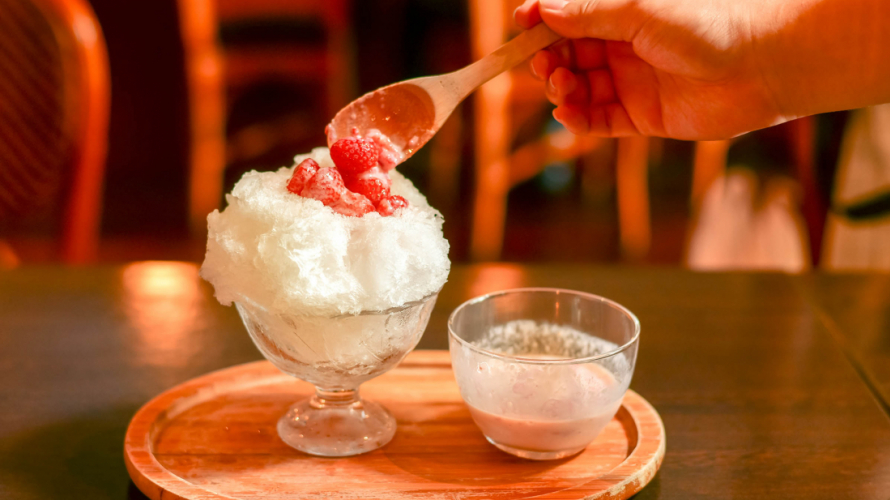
left=125, top=350, right=665, bottom=500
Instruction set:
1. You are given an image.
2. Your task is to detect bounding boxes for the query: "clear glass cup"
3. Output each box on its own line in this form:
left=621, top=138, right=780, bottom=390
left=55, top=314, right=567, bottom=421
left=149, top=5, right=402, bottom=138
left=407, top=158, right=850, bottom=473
left=448, top=288, right=640, bottom=460
left=235, top=292, right=438, bottom=457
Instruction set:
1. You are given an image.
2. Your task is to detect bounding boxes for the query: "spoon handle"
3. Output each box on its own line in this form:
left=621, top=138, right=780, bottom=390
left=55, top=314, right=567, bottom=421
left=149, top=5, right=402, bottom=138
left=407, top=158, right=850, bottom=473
left=457, top=23, right=562, bottom=96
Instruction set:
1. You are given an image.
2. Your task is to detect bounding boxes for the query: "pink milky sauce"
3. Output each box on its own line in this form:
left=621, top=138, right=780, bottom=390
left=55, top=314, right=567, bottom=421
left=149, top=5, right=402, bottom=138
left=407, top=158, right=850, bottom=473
left=467, top=400, right=621, bottom=453
left=468, top=360, right=623, bottom=453
left=363, top=129, right=405, bottom=171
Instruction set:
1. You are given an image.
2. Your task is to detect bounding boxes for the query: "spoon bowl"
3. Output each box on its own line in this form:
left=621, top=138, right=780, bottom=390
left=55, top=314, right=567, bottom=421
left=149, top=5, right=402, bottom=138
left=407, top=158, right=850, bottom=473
left=326, top=24, right=561, bottom=165
left=326, top=82, right=437, bottom=161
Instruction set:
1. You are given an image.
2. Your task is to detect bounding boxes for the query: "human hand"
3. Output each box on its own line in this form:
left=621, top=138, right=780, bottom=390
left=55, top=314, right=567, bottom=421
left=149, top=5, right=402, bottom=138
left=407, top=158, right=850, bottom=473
left=515, top=0, right=890, bottom=140
left=515, top=0, right=787, bottom=140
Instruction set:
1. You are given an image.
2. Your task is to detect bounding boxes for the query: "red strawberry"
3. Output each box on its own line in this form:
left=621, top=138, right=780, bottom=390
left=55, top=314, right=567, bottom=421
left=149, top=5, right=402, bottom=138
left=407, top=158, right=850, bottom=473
left=287, top=158, right=320, bottom=194
left=377, top=195, right=408, bottom=216
left=301, top=168, right=345, bottom=205
left=330, top=190, right=375, bottom=217
left=349, top=176, right=390, bottom=204
left=330, top=137, right=378, bottom=176
left=344, top=169, right=391, bottom=204
left=345, top=165, right=390, bottom=186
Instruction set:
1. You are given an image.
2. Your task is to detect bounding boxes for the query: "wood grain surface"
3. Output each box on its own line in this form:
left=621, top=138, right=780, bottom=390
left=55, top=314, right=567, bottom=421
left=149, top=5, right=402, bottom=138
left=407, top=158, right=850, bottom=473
left=2, top=264, right=890, bottom=500
left=124, top=351, right=664, bottom=500
left=798, top=273, right=890, bottom=414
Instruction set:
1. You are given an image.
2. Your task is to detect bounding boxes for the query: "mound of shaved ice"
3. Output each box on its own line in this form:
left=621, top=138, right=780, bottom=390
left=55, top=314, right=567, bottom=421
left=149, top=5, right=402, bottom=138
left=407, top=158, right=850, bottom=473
left=201, top=147, right=450, bottom=317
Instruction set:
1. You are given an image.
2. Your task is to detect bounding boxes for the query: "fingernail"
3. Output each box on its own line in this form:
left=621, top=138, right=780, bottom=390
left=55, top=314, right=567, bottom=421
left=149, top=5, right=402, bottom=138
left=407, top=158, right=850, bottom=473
left=530, top=52, right=544, bottom=79
left=549, top=74, right=562, bottom=97
left=546, top=75, right=557, bottom=95
left=540, top=0, right=570, bottom=11
left=552, top=108, right=567, bottom=126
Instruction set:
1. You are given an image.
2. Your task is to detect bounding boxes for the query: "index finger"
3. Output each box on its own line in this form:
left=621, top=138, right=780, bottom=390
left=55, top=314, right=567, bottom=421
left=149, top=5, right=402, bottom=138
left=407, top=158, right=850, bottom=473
left=514, top=0, right=542, bottom=29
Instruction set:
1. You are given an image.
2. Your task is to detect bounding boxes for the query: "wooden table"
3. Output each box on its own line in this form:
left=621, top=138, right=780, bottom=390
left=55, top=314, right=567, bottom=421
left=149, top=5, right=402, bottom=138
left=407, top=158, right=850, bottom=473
left=1, top=263, right=889, bottom=499
left=798, top=274, right=890, bottom=414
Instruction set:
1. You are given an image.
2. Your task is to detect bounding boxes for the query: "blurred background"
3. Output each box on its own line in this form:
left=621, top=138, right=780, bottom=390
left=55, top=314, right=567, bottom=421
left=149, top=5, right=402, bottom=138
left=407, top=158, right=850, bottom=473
left=1, top=0, right=888, bottom=271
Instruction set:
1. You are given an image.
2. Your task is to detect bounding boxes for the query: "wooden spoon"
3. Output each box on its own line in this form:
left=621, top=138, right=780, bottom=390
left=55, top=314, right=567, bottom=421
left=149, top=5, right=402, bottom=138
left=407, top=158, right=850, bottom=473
left=326, top=23, right=561, bottom=166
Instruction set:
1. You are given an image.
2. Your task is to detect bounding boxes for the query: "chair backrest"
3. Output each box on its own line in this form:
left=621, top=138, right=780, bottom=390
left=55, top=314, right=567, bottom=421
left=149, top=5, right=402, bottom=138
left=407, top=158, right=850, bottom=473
left=178, top=0, right=352, bottom=235
left=0, top=0, right=109, bottom=264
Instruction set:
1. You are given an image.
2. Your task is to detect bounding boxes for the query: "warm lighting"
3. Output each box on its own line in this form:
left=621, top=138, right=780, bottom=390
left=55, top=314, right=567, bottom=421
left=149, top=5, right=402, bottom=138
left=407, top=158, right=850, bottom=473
left=547, top=128, right=576, bottom=151
left=72, top=12, right=97, bottom=45
left=0, top=240, right=20, bottom=269
left=121, top=261, right=206, bottom=367
left=468, top=264, right=527, bottom=297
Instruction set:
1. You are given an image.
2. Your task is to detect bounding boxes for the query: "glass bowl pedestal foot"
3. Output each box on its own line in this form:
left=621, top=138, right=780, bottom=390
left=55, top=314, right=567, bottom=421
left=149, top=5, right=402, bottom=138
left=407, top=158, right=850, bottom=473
left=235, top=292, right=438, bottom=458
left=277, top=387, right=396, bottom=457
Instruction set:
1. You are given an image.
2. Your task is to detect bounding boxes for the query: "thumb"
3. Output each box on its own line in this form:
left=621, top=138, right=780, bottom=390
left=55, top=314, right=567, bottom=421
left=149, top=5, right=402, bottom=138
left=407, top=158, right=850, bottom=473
left=538, top=0, right=644, bottom=41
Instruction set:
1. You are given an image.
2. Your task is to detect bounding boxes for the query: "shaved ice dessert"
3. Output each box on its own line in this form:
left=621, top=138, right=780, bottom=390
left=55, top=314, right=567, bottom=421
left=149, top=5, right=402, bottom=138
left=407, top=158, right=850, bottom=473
left=201, top=138, right=450, bottom=388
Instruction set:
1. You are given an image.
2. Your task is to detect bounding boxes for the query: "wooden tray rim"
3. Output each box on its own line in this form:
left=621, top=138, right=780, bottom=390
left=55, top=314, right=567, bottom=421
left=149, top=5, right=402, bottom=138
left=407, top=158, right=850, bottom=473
left=124, top=350, right=665, bottom=500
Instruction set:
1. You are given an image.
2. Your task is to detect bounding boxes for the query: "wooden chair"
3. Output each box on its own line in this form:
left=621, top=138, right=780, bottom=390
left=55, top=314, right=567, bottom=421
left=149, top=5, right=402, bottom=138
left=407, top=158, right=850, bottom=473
left=216, top=0, right=354, bottom=121
left=467, top=0, right=819, bottom=264
left=176, top=0, right=226, bottom=235
left=0, top=0, right=110, bottom=266
left=178, top=0, right=355, bottom=235
left=822, top=105, right=890, bottom=270
left=688, top=117, right=822, bottom=266
left=467, top=0, right=650, bottom=261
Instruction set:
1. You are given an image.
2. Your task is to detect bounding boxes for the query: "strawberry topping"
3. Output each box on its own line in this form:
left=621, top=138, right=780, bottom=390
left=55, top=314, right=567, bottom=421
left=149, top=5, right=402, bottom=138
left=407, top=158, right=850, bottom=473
left=343, top=166, right=391, bottom=204
left=346, top=175, right=390, bottom=205
left=330, top=137, right=378, bottom=176
left=330, top=190, right=375, bottom=217
left=286, top=135, right=408, bottom=217
left=301, top=168, right=345, bottom=205
left=287, top=158, right=320, bottom=194
left=352, top=166, right=391, bottom=188
left=377, top=195, right=408, bottom=216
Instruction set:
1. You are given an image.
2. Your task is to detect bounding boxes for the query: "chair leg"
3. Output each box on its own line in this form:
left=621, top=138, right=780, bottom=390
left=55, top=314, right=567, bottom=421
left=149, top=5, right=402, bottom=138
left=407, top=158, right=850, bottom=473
left=324, top=0, right=355, bottom=119
left=470, top=158, right=509, bottom=261
left=469, top=71, right=511, bottom=262
left=616, top=136, right=650, bottom=260
left=179, top=0, right=227, bottom=236
left=789, top=116, right=822, bottom=265
left=428, top=107, right=463, bottom=213
left=691, top=140, right=731, bottom=212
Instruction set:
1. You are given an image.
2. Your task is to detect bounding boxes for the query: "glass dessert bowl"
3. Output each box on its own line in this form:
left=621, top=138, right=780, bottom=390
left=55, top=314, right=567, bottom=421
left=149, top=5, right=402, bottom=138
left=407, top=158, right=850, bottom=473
left=449, top=288, right=640, bottom=460
left=236, top=291, right=439, bottom=457
left=201, top=142, right=450, bottom=457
